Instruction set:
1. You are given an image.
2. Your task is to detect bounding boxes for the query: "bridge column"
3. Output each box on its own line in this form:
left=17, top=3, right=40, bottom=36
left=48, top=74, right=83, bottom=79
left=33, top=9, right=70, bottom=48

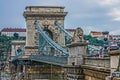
left=108, top=50, right=120, bottom=79
left=66, top=27, right=88, bottom=80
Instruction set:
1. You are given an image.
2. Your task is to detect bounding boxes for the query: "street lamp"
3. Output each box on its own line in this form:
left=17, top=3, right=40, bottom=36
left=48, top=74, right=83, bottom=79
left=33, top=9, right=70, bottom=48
left=72, top=62, right=75, bottom=80
left=50, top=64, right=52, bottom=80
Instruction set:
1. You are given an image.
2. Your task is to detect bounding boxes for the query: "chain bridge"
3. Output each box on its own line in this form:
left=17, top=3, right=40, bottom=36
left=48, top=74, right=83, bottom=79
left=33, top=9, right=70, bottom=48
left=29, top=21, right=70, bottom=66
left=10, top=6, right=120, bottom=80
left=10, top=6, right=76, bottom=80
left=13, top=20, right=72, bottom=66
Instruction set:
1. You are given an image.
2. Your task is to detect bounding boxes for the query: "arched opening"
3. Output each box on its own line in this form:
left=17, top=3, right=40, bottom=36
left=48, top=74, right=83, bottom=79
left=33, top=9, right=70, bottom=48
left=44, top=29, right=53, bottom=39
left=39, top=29, right=54, bottom=55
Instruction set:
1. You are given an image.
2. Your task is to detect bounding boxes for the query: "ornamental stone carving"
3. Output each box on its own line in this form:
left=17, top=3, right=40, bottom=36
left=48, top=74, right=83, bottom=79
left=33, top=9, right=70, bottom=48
left=53, top=28, right=59, bottom=43
left=42, top=19, right=49, bottom=29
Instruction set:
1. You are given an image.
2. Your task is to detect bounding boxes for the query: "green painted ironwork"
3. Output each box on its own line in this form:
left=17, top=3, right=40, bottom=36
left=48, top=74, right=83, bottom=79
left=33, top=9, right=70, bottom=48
left=14, top=47, right=25, bottom=60
left=34, top=21, right=69, bottom=55
left=39, top=31, right=53, bottom=55
left=29, top=54, right=68, bottom=66
left=27, top=21, right=69, bottom=66
left=14, top=51, right=24, bottom=60
left=54, top=21, right=73, bottom=44
left=54, top=21, right=73, bottom=39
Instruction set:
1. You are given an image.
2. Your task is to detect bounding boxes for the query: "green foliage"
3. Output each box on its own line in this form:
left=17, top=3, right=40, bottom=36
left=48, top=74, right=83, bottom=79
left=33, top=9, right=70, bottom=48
left=13, top=32, right=19, bottom=39
left=84, top=35, right=104, bottom=46
left=0, top=35, right=12, bottom=52
left=0, top=34, right=26, bottom=61
left=0, top=35, right=12, bottom=61
left=0, top=56, right=7, bottom=61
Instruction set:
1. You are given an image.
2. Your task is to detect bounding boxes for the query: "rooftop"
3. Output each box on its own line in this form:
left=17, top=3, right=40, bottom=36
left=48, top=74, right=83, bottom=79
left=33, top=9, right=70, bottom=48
left=26, top=6, right=65, bottom=9
left=1, top=28, right=26, bottom=32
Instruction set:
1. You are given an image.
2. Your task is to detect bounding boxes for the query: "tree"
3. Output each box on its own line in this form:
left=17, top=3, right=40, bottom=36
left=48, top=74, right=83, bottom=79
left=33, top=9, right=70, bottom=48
left=84, top=35, right=104, bottom=46
left=0, top=35, right=12, bottom=61
left=13, top=33, right=19, bottom=39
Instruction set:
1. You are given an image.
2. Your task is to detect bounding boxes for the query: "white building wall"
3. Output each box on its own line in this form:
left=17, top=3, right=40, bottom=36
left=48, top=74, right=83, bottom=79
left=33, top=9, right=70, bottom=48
left=1, top=32, right=26, bottom=37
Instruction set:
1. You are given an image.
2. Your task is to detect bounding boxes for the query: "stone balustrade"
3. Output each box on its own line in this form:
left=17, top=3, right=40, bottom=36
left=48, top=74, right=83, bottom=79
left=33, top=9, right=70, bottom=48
left=84, top=57, right=110, bottom=68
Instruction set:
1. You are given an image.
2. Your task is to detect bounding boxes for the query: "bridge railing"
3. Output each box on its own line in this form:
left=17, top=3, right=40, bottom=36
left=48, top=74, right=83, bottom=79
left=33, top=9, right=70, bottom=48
left=84, top=57, right=110, bottom=68
left=29, top=53, right=68, bottom=66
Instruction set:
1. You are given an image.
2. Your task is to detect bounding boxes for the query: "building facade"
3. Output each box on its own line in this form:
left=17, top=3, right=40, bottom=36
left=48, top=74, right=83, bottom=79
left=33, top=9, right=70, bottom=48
left=90, top=31, right=109, bottom=40
left=1, top=28, right=26, bottom=37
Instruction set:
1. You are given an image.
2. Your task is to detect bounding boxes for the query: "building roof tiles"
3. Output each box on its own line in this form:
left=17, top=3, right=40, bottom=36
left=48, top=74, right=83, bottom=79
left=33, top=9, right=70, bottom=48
left=1, top=28, right=26, bottom=32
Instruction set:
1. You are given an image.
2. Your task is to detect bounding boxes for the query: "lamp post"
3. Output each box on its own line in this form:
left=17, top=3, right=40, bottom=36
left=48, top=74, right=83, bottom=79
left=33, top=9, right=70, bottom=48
left=50, top=64, right=52, bottom=80
left=72, top=62, right=75, bottom=80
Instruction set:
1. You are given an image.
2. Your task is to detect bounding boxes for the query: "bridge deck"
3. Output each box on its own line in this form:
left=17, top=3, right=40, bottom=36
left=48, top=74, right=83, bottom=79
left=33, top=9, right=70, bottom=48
left=29, top=54, right=68, bottom=66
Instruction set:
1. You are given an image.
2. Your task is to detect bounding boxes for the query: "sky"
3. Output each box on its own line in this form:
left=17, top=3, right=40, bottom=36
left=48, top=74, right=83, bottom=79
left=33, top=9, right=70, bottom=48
left=0, top=0, right=120, bottom=35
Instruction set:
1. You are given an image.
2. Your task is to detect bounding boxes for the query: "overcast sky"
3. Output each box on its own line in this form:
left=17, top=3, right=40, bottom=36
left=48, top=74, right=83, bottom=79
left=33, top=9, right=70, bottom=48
left=0, top=0, right=120, bottom=35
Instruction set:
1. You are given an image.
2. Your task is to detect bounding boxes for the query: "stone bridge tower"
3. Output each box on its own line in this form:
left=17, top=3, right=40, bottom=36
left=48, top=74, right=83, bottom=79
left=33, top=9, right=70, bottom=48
left=23, top=6, right=67, bottom=55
